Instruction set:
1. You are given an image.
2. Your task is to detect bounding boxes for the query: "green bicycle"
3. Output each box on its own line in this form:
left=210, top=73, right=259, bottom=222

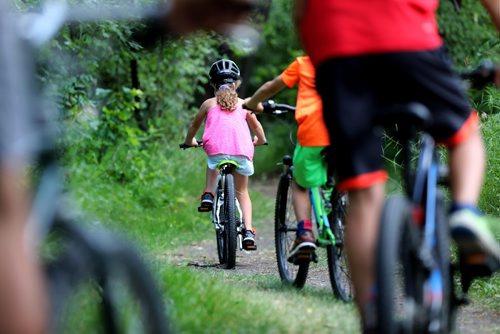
left=265, top=101, right=353, bottom=301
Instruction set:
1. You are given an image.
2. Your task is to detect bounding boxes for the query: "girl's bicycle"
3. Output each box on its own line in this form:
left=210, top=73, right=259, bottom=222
left=375, top=63, right=499, bottom=333
left=180, top=142, right=252, bottom=269
left=263, top=101, right=353, bottom=301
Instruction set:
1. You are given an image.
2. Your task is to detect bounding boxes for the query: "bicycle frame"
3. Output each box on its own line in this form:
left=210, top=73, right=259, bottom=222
left=282, top=158, right=338, bottom=249
left=401, top=131, right=448, bottom=330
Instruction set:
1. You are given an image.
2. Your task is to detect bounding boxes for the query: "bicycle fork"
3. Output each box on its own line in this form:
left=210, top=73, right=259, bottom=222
left=412, top=135, right=447, bottom=332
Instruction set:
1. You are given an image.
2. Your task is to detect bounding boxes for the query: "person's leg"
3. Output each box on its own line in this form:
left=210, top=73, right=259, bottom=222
left=234, top=172, right=257, bottom=250
left=449, top=127, right=484, bottom=204
left=291, top=180, right=311, bottom=222
left=0, top=167, right=49, bottom=334
left=233, top=172, right=252, bottom=230
left=200, top=166, right=218, bottom=209
left=447, top=122, right=500, bottom=264
left=345, top=183, right=385, bottom=321
left=204, top=166, right=218, bottom=194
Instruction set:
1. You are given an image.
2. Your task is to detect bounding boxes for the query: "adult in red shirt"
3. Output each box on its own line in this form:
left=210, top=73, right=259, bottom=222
left=295, top=0, right=500, bottom=329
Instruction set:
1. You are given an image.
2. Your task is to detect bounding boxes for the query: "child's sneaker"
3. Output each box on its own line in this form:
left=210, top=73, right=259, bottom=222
left=449, top=208, right=500, bottom=269
left=242, top=229, right=257, bottom=251
left=198, top=192, right=214, bottom=212
left=287, top=230, right=317, bottom=263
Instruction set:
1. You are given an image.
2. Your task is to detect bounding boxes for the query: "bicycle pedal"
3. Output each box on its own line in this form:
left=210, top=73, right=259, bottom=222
left=455, top=295, right=471, bottom=306
left=459, top=258, right=496, bottom=293
left=290, top=251, right=315, bottom=265
left=312, top=252, right=318, bottom=263
left=242, top=242, right=257, bottom=251
left=197, top=206, right=211, bottom=212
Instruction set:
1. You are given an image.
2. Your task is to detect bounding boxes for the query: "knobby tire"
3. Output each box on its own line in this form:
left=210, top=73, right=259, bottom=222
left=46, top=222, right=169, bottom=334
left=376, top=195, right=420, bottom=334
left=223, top=174, right=237, bottom=269
left=326, top=192, right=353, bottom=301
left=274, top=173, right=309, bottom=288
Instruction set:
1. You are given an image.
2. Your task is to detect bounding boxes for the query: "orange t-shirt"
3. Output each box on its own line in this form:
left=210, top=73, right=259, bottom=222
left=280, top=56, right=330, bottom=147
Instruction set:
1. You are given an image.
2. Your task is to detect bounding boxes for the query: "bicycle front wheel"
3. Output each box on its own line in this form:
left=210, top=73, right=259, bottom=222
left=327, top=192, right=353, bottom=302
left=274, top=173, right=309, bottom=288
left=222, top=173, right=237, bottom=269
left=376, top=195, right=423, bottom=334
left=46, top=223, right=170, bottom=334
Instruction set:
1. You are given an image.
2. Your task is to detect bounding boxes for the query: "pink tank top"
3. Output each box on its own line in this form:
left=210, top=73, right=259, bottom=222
left=202, top=104, right=254, bottom=160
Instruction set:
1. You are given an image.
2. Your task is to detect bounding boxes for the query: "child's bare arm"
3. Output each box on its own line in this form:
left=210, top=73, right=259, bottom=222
left=246, top=111, right=267, bottom=145
left=244, top=75, right=287, bottom=113
left=184, top=102, right=209, bottom=146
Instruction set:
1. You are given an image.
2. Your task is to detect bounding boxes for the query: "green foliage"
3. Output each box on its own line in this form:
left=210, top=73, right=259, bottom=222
left=479, top=113, right=499, bottom=216
left=245, top=0, right=302, bottom=105
left=438, top=1, right=500, bottom=67
left=438, top=0, right=500, bottom=115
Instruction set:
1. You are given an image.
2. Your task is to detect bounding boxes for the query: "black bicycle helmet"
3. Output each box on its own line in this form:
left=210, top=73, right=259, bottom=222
left=209, top=59, right=241, bottom=86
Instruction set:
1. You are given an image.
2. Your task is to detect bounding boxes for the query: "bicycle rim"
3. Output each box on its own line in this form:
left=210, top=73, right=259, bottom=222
left=377, top=195, right=423, bottom=334
left=223, top=174, right=237, bottom=269
left=274, top=174, right=309, bottom=288
left=327, top=193, right=353, bottom=301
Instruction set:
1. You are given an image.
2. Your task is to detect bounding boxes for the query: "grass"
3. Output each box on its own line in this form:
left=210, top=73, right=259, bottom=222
left=61, top=112, right=499, bottom=332
left=159, top=266, right=358, bottom=333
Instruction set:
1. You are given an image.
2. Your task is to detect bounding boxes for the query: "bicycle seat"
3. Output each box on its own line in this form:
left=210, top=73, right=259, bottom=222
left=216, top=160, right=239, bottom=173
left=377, top=102, right=432, bottom=130
left=282, top=155, right=293, bottom=166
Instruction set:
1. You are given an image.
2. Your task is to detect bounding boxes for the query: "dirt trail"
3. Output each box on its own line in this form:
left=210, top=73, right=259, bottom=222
left=166, top=177, right=499, bottom=333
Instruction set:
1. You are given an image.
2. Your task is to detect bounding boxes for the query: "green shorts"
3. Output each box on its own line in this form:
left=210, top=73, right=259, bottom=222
left=293, top=144, right=327, bottom=188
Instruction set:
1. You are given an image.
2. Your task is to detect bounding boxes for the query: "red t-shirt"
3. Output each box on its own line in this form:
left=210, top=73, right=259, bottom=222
left=299, top=0, right=443, bottom=66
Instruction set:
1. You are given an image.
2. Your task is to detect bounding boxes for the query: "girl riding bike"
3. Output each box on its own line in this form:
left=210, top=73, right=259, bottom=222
left=183, top=59, right=267, bottom=250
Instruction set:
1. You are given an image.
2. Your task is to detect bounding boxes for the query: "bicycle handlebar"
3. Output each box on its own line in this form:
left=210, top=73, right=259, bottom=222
left=179, top=140, right=268, bottom=149
left=460, top=60, right=499, bottom=89
left=261, top=100, right=296, bottom=115
left=179, top=140, right=203, bottom=149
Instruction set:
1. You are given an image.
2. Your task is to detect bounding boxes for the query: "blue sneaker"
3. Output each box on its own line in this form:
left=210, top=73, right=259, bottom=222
left=449, top=209, right=500, bottom=268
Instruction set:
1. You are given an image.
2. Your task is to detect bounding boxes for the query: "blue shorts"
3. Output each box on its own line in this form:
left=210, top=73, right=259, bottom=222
left=207, top=154, right=254, bottom=176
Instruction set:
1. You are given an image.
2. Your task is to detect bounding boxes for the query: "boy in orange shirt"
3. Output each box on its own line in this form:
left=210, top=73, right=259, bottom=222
left=244, top=55, right=330, bottom=261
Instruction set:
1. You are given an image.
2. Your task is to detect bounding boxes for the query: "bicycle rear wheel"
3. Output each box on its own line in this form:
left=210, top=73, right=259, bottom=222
left=46, top=221, right=170, bottom=334
left=274, top=173, right=309, bottom=288
left=214, top=182, right=225, bottom=265
left=376, top=195, right=424, bottom=334
left=222, top=173, right=237, bottom=269
left=327, top=192, right=353, bottom=302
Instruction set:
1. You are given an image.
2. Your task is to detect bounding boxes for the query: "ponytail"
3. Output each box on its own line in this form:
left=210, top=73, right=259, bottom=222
left=215, top=83, right=238, bottom=111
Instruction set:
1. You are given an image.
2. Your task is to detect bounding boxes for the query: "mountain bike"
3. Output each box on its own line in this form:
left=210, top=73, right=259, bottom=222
left=375, top=62, right=499, bottom=333
left=263, top=101, right=353, bottom=301
left=180, top=141, right=253, bottom=269
left=2, top=3, right=171, bottom=333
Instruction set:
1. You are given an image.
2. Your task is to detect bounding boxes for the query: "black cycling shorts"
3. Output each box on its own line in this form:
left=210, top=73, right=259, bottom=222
left=315, top=48, right=474, bottom=191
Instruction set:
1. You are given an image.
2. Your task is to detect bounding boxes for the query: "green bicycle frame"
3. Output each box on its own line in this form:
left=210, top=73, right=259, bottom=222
left=310, top=186, right=336, bottom=247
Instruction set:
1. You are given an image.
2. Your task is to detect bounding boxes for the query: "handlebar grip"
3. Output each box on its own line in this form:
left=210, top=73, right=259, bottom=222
left=179, top=140, right=203, bottom=149
left=461, top=60, right=497, bottom=89
left=262, top=100, right=276, bottom=114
